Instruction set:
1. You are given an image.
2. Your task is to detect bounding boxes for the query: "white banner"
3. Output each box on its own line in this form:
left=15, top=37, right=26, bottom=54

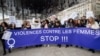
left=9, top=16, right=16, bottom=24
left=2, top=31, right=12, bottom=40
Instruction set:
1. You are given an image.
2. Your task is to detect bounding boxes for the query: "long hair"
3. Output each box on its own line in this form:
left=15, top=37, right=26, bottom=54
left=1, top=22, right=8, bottom=28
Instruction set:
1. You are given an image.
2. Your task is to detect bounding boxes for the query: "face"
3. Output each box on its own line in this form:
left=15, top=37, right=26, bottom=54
left=43, top=20, right=46, bottom=24
left=68, top=19, right=73, bottom=23
left=88, top=17, right=94, bottom=24
left=12, top=24, right=15, bottom=27
left=27, top=21, right=30, bottom=26
left=74, top=20, right=78, bottom=24
left=55, top=22, right=60, bottom=26
left=69, top=19, right=73, bottom=23
left=77, top=19, right=81, bottom=24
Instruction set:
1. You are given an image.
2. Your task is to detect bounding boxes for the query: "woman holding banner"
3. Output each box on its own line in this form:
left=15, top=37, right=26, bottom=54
left=9, top=23, right=16, bottom=30
left=86, top=17, right=100, bottom=29
left=41, top=19, right=51, bottom=47
left=86, top=17, right=100, bottom=53
left=0, top=22, right=11, bottom=55
left=54, top=20, right=62, bottom=48
left=22, top=20, right=31, bottom=29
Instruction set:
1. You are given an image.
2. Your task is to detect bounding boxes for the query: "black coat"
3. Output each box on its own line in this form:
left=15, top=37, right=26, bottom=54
left=0, top=25, right=4, bottom=40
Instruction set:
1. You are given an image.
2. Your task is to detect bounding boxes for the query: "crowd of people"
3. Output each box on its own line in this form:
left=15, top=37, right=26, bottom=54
left=0, top=16, right=100, bottom=55
left=23, top=16, right=99, bottom=29
left=40, top=16, right=100, bottom=29
left=0, top=16, right=100, bottom=30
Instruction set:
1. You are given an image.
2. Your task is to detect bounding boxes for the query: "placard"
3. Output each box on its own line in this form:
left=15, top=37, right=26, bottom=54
left=2, top=31, right=12, bottom=40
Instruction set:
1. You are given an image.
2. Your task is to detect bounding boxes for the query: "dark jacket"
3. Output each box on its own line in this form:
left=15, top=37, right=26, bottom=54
left=0, top=25, right=4, bottom=40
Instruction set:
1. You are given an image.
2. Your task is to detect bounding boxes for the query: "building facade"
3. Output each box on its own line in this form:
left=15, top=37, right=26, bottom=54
left=56, top=0, right=100, bottom=20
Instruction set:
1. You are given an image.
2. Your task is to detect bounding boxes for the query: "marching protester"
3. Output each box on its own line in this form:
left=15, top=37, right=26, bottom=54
left=41, top=19, right=51, bottom=28
left=26, top=21, right=31, bottom=29
left=22, top=21, right=27, bottom=29
left=65, top=18, right=74, bottom=28
left=53, top=19, right=62, bottom=48
left=75, top=19, right=83, bottom=27
left=63, top=18, right=74, bottom=47
left=73, top=19, right=82, bottom=27
left=9, top=23, right=16, bottom=30
left=54, top=20, right=61, bottom=28
left=0, top=22, right=11, bottom=55
left=22, top=20, right=31, bottom=48
left=41, top=19, right=51, bottom=47
left=86, top=17, right=100, bottom=53
left=22, top=20, right=31, bottom=29
left=80, top=16, right=87, bottom=27
left=32, top=19, right=42, bottom=47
